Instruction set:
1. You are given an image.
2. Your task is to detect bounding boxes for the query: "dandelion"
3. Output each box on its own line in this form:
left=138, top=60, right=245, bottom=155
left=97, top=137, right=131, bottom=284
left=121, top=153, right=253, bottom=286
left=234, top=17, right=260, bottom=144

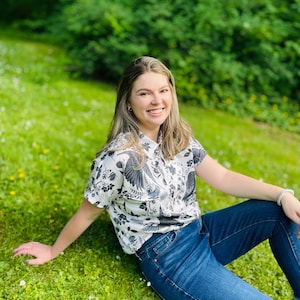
left=19, top=280, right=26, bottom=287
left=53, top=184, right=59, bottom=189
left=198, top=88, right=206, bottom=96
left=226, top=98, right=232, bottom=105
left=18, top=172, right=25, bottom=179
left=53, top=165, right=60, bottom=171
left=59, top=151, right=64, bottom=156
left=282, top=96, right=288, bottom=102
left=10, top=191, right=16, bottom=196
left=9, top=175, right=15, bottom=181
left=250, top=95, right=256, bottom=102
left=43, top=148, right=49, bottom=154
left=260, top=94, right=267, bottom=101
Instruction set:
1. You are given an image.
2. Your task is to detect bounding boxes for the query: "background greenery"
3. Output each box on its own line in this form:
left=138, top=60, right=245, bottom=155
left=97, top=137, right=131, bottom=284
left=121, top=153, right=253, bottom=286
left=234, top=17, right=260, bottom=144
left=1, top=33, right=300, bottom=299
left=0, top=0, right=299, bottom=133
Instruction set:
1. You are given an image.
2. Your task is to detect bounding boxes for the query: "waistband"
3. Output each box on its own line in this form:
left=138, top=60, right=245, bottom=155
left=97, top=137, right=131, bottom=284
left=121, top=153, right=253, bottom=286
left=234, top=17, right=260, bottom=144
left=135, top=217, right=202, bottom=262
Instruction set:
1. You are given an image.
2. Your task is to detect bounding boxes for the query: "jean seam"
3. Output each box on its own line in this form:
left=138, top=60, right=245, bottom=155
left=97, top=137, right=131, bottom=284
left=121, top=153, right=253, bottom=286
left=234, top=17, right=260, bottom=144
left=211, top=218, right=300, bottom=267
left=145, top=257, right=198, bottom=300
left=210, top=219, right=277, bottom=247
left=279, top=221, right=300, bottom=266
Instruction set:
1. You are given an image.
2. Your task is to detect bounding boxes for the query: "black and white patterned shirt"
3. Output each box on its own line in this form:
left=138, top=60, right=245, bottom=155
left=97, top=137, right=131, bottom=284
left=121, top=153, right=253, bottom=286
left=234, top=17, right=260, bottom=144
left=84, top=132, right=207, bottom=254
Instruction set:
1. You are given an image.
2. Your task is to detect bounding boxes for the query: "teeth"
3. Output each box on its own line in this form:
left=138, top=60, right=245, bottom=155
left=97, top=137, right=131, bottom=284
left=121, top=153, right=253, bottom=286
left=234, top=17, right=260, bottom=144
left=149, top=108, right=163, bottom=112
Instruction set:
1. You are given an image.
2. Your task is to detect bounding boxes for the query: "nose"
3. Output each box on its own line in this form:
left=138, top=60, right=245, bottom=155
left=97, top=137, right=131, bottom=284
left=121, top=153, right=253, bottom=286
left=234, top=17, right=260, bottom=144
left=151, top=92, right=161, bottom=104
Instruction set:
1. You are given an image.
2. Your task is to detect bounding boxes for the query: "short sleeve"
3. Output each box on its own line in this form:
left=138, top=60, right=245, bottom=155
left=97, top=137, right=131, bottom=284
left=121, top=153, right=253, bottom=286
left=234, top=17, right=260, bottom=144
left=84, top=152, right=124, bottom=208
left=190, top=137, right=207, bottom=166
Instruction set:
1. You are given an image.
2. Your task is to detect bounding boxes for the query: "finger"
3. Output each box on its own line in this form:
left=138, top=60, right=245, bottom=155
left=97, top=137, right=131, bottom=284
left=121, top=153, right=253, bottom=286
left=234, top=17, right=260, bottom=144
left=13, top=242, right=33, bottom=253
left=298, top=225, right=300, bottom=239
left=13, top=248, right=30, bottom=256
left=26, top=258, right=46, bottom=266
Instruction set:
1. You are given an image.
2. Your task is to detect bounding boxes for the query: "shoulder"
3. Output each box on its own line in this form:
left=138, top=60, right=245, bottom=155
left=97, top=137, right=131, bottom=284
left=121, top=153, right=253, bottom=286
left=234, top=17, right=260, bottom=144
left=95, top=133, right=140, bottom=169
left=189, top=137, right=207, bottom=164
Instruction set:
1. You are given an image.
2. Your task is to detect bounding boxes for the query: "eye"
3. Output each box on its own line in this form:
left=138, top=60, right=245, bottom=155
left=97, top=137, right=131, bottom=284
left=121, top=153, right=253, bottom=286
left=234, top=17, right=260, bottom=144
left=160, top=88, right=169, bottom=93
left=139, top=91, right=149, bottom=96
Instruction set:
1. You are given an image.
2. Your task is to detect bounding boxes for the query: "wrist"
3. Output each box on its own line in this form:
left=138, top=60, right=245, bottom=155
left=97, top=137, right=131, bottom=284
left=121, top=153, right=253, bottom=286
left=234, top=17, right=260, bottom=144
left=277, top=189, right=294, bottom=206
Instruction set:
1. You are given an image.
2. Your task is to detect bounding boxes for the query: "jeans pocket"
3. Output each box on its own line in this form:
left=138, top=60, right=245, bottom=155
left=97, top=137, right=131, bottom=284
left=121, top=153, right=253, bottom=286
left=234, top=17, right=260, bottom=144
left=150, top=231, right=177, bottom=259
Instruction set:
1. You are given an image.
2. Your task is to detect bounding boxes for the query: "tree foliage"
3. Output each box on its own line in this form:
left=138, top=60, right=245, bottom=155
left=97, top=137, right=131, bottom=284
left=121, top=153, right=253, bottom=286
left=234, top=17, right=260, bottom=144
left=2, top=0, right=300, bottom=132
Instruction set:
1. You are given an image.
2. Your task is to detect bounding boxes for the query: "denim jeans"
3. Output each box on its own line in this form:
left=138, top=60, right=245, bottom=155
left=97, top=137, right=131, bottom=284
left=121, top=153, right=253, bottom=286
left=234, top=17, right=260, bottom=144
left=136, top=200, right=300, bottom=300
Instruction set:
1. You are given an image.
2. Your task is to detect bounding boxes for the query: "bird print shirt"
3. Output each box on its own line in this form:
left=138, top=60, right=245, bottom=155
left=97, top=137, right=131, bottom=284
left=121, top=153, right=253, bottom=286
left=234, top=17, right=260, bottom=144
left=84, top=132, right=207, bottom=254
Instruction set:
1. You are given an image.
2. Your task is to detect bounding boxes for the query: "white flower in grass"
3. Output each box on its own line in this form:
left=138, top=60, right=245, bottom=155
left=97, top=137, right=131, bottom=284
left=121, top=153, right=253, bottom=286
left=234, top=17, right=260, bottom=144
left=19, top=280, right=26, bottom=287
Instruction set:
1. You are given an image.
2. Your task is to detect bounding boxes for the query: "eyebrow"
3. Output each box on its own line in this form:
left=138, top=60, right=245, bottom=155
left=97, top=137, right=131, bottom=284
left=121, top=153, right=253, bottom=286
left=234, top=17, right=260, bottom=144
left=135, top=85, right=169, bottom=93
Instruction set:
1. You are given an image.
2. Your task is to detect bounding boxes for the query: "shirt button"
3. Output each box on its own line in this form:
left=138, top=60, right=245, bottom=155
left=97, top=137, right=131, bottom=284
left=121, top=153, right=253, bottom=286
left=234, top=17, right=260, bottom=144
left=153, top=258, right=157, bottom=263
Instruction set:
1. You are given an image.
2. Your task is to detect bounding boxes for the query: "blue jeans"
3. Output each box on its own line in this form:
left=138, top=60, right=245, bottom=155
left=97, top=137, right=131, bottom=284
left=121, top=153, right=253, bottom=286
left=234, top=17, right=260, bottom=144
left=135, top=200, right=300, bottom=300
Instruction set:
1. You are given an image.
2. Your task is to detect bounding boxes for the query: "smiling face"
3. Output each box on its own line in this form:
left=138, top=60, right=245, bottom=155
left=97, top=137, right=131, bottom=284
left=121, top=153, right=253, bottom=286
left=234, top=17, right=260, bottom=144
left=129, top=72, right=173, bottom=141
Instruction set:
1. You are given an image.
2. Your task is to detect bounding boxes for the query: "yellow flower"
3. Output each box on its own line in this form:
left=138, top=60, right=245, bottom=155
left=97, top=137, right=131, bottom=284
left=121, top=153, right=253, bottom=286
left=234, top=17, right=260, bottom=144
left=250, top=95, right=256, bottom=102
left=226, top=98, right=232, bottom=105
left=260, top=94, right=267, bottom=101
left=43, top=149, right=49, bottom=154
left=282, top=96, right=288, bottom=102
left=53, top=165, right=60, bottom=171
left=9, top=176, right=15, bottom=181
left=10, top=191, right=16, bottom=196
left=18, top=172, right=25, bottom=179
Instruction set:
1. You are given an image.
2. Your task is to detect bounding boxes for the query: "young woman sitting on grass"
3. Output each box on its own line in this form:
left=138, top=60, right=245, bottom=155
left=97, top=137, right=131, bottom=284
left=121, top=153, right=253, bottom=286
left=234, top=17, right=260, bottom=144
left=14, top=56, right=300, bottom=300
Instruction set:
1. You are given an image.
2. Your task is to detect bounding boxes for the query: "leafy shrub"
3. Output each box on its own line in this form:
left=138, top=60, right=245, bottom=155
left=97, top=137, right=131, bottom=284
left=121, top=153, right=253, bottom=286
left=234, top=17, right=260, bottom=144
left=2, top=0, right=300, bottom=132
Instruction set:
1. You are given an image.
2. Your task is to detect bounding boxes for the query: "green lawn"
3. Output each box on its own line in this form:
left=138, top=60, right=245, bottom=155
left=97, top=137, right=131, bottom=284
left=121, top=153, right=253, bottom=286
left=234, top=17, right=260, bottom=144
left=1, top=35, right=299, bottom=299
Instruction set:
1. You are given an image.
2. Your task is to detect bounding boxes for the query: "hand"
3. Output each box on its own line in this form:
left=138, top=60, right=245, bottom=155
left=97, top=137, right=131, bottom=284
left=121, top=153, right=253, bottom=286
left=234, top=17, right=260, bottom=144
left=281, top=194, right=300, bottom=239
left=13, top=242, right=54, bottom=265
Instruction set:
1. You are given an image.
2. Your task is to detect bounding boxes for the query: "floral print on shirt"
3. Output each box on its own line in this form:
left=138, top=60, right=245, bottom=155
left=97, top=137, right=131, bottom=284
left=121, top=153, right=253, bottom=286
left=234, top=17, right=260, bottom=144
left=84, top=133, right=207, bottom=254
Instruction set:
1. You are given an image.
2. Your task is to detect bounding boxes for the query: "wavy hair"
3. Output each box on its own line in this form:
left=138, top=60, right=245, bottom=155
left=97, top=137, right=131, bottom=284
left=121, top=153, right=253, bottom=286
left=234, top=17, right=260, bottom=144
left=99, top=56, right=193, bottom=162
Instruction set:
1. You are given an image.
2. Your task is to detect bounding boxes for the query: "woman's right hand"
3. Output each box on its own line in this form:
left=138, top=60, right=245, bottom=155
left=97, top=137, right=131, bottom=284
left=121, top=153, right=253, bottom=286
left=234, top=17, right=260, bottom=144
left=13, top=242, right=55, bottom=265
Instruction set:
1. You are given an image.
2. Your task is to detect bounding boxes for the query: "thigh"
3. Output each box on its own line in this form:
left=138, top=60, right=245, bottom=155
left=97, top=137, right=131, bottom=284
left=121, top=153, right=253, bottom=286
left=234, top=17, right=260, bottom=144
left=140, top=223, right=270, bottom=300
left=202, top=199, right=286, bottom=265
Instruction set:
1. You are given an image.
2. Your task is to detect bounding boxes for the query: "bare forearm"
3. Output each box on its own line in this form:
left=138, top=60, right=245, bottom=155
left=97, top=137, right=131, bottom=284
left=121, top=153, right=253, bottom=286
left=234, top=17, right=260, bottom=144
left=219, top=170, right=282, bottom=201
left=197, top=155, right=283, bottom=202
left=50, top=210, right=95, bottom=258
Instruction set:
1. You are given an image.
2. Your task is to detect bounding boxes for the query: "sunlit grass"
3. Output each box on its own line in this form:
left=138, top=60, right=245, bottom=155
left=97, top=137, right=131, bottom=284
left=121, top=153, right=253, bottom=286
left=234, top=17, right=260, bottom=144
left=1, top=35, right=299, bottom=299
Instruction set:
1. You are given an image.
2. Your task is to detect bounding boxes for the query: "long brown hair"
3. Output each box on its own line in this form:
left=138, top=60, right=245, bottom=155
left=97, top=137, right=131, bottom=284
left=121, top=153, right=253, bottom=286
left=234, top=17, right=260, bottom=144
left=98, top=56, right=192, bottom=161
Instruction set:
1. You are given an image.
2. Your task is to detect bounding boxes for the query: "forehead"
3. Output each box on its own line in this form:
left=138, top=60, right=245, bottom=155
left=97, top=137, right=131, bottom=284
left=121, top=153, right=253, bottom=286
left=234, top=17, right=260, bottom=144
left=132, top=72, right=169, bottom=91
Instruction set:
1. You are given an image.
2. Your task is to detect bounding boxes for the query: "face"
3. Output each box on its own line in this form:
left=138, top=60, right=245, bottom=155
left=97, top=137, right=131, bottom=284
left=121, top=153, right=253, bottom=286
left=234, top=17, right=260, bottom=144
left=130, top=72, right=172, bottom=140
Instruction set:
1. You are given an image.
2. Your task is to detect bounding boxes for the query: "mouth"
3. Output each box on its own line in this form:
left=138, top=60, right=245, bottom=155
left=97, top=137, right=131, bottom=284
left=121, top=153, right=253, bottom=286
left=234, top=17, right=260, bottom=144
left=147, top=107, right=165, bottom=114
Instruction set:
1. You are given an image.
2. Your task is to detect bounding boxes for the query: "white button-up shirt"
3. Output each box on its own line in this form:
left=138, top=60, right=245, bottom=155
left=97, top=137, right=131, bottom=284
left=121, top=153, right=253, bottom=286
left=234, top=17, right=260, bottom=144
left=84, top=132, right=207, bottom=254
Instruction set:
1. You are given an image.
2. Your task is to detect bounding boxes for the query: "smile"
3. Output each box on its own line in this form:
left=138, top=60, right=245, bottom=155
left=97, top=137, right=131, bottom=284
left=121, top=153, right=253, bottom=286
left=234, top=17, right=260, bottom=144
left=147, top=108, right=165, bottom=113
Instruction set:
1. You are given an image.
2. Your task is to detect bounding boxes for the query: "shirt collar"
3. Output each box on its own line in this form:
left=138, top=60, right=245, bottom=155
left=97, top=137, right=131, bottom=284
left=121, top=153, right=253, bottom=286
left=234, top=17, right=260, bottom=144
left=139, top=131, right=162, bottom=156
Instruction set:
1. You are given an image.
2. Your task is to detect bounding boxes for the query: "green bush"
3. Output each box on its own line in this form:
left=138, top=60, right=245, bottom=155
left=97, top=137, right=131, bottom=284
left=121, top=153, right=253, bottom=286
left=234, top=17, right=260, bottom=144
left=2, top=0, right=300, bottom=132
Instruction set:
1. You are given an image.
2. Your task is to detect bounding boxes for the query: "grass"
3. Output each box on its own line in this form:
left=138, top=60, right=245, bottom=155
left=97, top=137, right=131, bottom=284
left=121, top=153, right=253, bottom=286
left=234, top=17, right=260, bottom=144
left=0, top=34, right=299, bottom=299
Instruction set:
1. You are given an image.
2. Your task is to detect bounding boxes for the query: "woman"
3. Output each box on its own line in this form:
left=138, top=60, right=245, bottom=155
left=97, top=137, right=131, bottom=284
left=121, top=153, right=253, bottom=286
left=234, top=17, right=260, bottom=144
left=14, top=56, right=300, bottom=299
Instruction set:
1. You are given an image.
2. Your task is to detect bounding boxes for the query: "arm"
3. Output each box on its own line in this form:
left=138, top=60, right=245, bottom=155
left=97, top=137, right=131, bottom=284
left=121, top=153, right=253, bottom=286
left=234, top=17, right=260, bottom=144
left=196, top=155, right=300, bottom=228
left=13, top=199, right=103, bottom=265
